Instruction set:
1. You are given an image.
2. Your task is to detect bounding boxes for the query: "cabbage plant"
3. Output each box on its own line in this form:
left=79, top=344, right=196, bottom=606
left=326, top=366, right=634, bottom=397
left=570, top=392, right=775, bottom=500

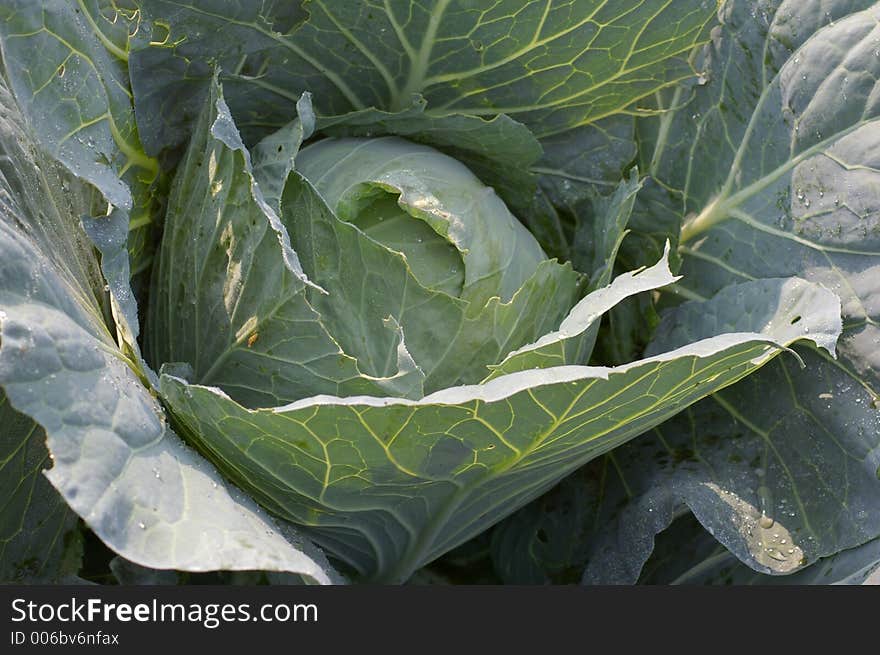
left=0, top=0, right=878, bottom=585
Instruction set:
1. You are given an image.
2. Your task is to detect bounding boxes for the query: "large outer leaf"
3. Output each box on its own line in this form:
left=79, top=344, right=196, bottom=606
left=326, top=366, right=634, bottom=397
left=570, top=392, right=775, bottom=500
left=160, top=268, right=837, bottom=582
left=580, top=0, right=880, bottom=579
left=0, top=0, right=158, bottom=280
left=131, top=0, right=717, bottom=146
left=648, top=0, right=880, bottom=378
left=584, top=332, right=880, bottom=581
left=491, top=277, right=850, bottom=583
left=0, top=75, right=336, bottom=584
left=0, top=391, right=80, bottom=583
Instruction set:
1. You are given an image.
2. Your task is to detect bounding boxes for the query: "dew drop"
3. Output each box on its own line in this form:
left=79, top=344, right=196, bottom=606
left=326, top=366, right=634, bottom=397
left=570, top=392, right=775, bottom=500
left=757, top=485, right=774, bottom=529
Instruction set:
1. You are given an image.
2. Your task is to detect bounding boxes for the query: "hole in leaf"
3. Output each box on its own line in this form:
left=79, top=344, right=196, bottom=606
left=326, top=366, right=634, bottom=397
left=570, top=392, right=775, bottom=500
left=536, top=529, right=548, bottom=544
left=790, top=315, right=802, bottom=325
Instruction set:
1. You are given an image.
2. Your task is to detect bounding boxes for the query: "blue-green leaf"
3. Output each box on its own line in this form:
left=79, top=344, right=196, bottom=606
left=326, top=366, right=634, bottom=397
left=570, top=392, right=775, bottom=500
left=486, top=239, right=676, bottom=378
left=0, top=390, right=81, bottom=583
left=132, top=0, right=716, bottom=144
left=0, top=73, right=338, bottom=584
left=160, top=269, right=836, bottom=582
left=639, top=514, right=880, bottom=585
left=586, top=0, right=880, bottom=579
left=0, top=0, right=159, bottom=282
left=491, top=277, right=846, bottom=583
